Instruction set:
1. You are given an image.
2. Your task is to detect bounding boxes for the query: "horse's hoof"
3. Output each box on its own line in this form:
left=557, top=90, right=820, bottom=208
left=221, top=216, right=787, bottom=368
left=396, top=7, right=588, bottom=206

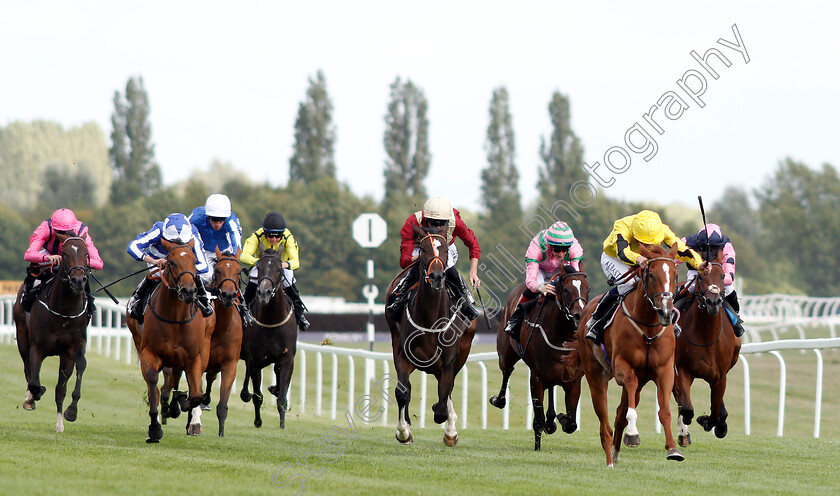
left=562, top=422, right=577, bottom=434
left=488, top=396, right=506, bottom=409
left=200, top=404, right=211, bottom=411
left=444, top=434, right=458, bottom=447
left=240, top=391, right=252, bottom=403
left=147, top=425, right=163, bottom=443
left=667, top=448, right=685, bottom=461
left=267, top=385, right=279, bottom=397
left=145, top=436, right=161, bottom=444
left=697, top=415, right=713, bottom=432
left=254, top=418, right=262, bottom=428
left=279, top=420, right=285, bottom=429
left=188, top=423, right=202, bottom=436
left=396, top=433, right=414, bottom=445
left=714, top=422, right=728, bottom=439
left=544, top=420, right=557, bottom=435
left=679, top=433, right=692, bottom=447
left=623, top=434, right=640, bottom=447
left=63, top=405, right=78, bottom=422
left=557, top=413, right=577, bottom=434
left=23, top=400, right=35, bottom=411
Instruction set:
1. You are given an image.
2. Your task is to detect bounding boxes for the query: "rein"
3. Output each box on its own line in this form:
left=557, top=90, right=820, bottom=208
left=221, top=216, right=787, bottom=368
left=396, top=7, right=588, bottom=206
left=34, top=237, right=90, bottom=319
left=149, top=245, right=201, bottom=325
left=418, top=233, right=448, bottom=285
left=211, top=255, right=242, bottom=292
left=252, top=253, right=293, bottom=328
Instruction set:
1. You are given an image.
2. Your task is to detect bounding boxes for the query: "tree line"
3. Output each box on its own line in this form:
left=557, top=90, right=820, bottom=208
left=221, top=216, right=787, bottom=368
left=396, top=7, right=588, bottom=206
left=1, top=72, right=838, bottom=304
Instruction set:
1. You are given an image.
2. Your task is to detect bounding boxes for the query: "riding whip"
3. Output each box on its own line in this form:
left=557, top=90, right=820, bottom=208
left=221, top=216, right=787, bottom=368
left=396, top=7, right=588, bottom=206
left=88, top=271, right=120, bottom=304
left=95, top=266, right=153, bottom=293
left=698, top=195, right=711, bottom=261
left=475, top=286, right=493, bottom=331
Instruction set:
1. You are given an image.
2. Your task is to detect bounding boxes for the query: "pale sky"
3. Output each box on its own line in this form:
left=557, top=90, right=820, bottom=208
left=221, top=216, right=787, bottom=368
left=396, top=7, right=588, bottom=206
left=2, top=1, right=838, bottom=213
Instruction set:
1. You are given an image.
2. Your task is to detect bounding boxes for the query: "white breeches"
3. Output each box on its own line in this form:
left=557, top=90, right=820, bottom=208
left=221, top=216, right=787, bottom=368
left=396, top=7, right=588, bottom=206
left=249, top=266, right=295, bottom=287
left=600, top=252, right=638, bottom=295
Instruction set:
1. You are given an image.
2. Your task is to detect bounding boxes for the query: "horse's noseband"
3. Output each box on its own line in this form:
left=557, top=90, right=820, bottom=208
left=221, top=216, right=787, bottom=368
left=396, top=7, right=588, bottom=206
left=642, top=257, right=677, bottom=310
left=164, top=248, right=199, bottom=296
left=552, top=272, right=588, bottom=322
left=419, top=233, right=447, bottom=286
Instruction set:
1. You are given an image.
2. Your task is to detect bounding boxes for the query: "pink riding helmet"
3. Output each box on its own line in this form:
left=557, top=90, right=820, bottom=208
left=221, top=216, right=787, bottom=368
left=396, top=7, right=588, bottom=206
left=51, top=208, right=78, bottom=231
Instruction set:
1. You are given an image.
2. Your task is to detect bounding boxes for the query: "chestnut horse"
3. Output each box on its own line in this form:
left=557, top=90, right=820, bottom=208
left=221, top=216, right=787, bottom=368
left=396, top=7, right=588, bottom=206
left=239, top=247, right=298, bottom=429
left=673, top=250, right=741, bottom=446
left=490, top=265, right=590, bottom=450
left=13, top=235, right=92, bottom=432
left=568, top=243, right=683, bottom=466
left=126, top=239, right=215, bottom=443
left=385, top=225, right=476, bottom=446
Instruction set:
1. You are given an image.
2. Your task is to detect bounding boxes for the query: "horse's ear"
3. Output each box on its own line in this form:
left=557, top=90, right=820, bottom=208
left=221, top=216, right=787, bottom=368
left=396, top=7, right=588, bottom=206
left=578, top=261, right=586, bottom=273
left=161, top=238, right=176, bottom=252
left=80, top=232, right=88, bottom=240
left=55, top=232, right=69, bottom=244
left=215, top=246, right=223, bottom=258
left=258, top=244, right=265, bottom=258
left=413, top=223, right=426, bottom=239
left=234, top=247, right=242, bottom=259
left=669, top=243, right=679, bottom=259
left=187, top=238, right=196, bottom=248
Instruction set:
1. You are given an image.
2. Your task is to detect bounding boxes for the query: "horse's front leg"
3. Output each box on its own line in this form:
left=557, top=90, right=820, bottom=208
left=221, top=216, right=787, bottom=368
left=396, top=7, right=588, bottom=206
left=54, top=355, right=74, bottom=433
left=489, top=331, right=520, bottom=409
left=655, top=363, right=683, bottom=461
left=394, top=353, right=414, bottom=444
left=543, top=386, right=558, bottom=435
left=698, top=376, right=730, bottom=439
left=216, top=360, right=238, bottom=437
left=249, top=364, right=264, bottom=428
left=203, top=370, right=217, bottom=410
left=183, top=358, right=205, bottom=436
left=673, top=367, right=695, bottom=447
left=557, top=379, right=581, bottom=434
left=530, top=375, right=546, bottom=451
left=16, top=319, right=34, bottom=409
left=239, top=363, right=252, bottom=403
left=63, top=347, right=87, bottom=423
left=274, top=354, right=295, bottom=429
left=489, top=365, right=514, bottom=409
left=27, top=345, right=47, bottom=403
left=140, top=351, right=163, bottom=443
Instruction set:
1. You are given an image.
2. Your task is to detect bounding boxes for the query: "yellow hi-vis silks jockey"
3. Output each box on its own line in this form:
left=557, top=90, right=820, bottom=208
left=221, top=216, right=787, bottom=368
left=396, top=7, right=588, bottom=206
left=603, top=210, right=703, bottom=269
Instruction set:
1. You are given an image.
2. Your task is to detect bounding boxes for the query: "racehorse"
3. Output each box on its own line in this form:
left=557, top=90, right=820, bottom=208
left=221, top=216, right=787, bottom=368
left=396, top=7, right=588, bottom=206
left=568, top=243, right=683, bottom=466
left=239, top=247, right=298, bottom=429
left=163, top=248, right=244, bottom=437
left=489, top=265, right=590, bottom=450
left=385, top=224, right=476, bottom=446
left=126, top=239, right=215, bottom=442
left=13, top=235, right=92, bottom=432
left=673, top=250, right=741, bottom=446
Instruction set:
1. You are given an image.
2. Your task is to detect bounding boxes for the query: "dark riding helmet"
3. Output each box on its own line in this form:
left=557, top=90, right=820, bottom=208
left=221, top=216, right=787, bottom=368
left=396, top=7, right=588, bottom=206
left=696, top=223, right=726, bottom=247
left=262, top=211, right=286, bottom=235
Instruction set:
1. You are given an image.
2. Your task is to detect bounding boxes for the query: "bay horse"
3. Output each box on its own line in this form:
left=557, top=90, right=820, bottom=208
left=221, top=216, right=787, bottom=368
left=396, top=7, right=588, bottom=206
left=490, top=265, right=590, bottom=450
left=568, top=243, right=683, bottom=466
left=162, top=248, right=244, bottom=437
left=673, top=250, right=741, bottom=446
left=13, top=235, right=92, bottom=432
left=385, top=224, right=476, bottom=446
left=126, top=238, right=216, bottom=443
left=239, top=247, right=298, bottom=429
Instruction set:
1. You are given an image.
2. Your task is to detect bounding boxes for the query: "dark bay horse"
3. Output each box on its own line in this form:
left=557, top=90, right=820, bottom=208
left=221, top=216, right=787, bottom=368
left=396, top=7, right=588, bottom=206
left=568, top=244, right=683, bottom=466
left=385, top=224, right=476, bottom=446
left=126, top=239, right=215, bottom=442
left=239, top=247, right=298, bottom=429
left=13, top=235, right=92, bottom=432
left=490, top=265, right=590, bottom=450
left=673, top=251, right=741, bottom=446
left=164, top=248, right=244, bottom=436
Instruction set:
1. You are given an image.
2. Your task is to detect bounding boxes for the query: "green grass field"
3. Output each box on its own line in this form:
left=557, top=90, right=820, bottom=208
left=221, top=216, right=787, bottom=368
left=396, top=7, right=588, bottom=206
left=1, top=335, right=839, bottom=496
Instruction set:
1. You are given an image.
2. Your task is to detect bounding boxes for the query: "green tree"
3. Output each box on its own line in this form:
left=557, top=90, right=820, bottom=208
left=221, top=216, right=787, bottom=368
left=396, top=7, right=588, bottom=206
left=478, top=87, right=523, bottom=299
left=383, top=77, right=430, bottom=211
left=41, top=162, right=97, bottom=211
left=537, top=91, right=587, bottom=204
left=754, top=158, right=840, bottom=296
left=289, top=70, right=336, bottom=184
left=110, top=76, right=161, bottom=205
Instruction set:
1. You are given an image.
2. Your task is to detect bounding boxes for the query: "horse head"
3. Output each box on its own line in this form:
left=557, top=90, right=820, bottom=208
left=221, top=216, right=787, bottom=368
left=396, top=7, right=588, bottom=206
left=56, top=233, right=90, bottom=295
left=212, top=247, right=243, bottom=307
left=160, top=238, right=199, bottom=303
left=638, top=243, right=679, bottom=326
left=255, top=247, right=285, bottom=306
left=413, top=224, right=448, bottom=292
left=554, top=263, right=590, bottom=328
left=695, top=250, right=725, bottom=316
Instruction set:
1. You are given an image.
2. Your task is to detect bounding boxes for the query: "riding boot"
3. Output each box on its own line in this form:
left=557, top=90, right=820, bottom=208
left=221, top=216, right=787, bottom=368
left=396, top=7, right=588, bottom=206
left=387, top=265, right=419, bottom=321
left=195, top=277, right=214, bottom=318
left=285, top=283, right=310, bottom=331
left=20, top=271, right=38, bottom=313
left=243, top=281, right=257, bottom=307
left=128, top=277, right=156, bottom=324
left=585, top=287, right=620, bottom=343
left=723, top=291, right=745, bottom=337
left=504, top=298, right=538, bottom=341
left=445, top=267, right=479, bottom=321
left=673, top=284, right=693, bottom=313
left=237, top=297, right=256, bottom=327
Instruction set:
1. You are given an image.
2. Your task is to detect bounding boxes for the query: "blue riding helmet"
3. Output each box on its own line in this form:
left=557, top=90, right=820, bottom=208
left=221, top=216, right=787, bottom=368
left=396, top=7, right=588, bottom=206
left=162, top=213, right=193, bottom=244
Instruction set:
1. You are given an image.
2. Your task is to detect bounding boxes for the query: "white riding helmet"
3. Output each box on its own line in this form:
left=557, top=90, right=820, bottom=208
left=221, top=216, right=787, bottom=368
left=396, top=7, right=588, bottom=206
left=205, top=194, right=231, bottom=218
left=423, top=197, right=452, bottom=221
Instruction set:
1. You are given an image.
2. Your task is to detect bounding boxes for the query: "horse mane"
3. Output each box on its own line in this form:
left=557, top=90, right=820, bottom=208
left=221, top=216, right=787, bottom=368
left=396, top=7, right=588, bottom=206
left=263, top=247, right=280, bottom=256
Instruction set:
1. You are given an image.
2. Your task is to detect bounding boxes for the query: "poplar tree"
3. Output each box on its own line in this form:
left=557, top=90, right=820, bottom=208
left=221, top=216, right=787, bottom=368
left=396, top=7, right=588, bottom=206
left=289, top=70, right=337, bottom=184
left=537, top=91, right=586, bottom=204
left=382, top=77, right=430, bottom=210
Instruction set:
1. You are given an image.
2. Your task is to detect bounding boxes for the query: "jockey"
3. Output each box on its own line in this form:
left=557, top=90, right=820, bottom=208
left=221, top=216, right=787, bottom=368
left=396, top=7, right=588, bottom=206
left=386, top=196, right=481, bottom=322
left=126, top=213, right=214, bottom=323
left=503, top=221, right=583, bottom=340
left=21, top=208, right=104, bottom=316
left=188, top=193, right=253, bottom=326
left=240, top=211, right=310, bottom=331
left=585, top=210, right=709, bottom=343
left=677, top=223, right=744, bottom=337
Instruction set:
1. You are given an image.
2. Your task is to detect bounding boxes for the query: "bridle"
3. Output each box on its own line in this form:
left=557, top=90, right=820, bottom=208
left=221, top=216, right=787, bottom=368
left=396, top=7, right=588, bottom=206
left=641, top=257, right=677, bottom=311
left=256, top=253, right=285, bottom=299
left=417, top=233, right=447, bottom=285
left=211, top=254, right=242, bottom=294
left=551, top=271, right=588, bottom=323
left=58, top=237, right=91, bottom=288
left=160, top=245, right=199, bottom=298
left=696, top=261, right=724, bottom=311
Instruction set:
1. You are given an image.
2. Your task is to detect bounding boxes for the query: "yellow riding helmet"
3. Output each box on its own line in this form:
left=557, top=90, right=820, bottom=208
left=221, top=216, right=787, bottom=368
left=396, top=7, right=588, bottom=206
left=423, top=197, right=452, bottom=221
left=631, top=210, right=665, bottom=245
